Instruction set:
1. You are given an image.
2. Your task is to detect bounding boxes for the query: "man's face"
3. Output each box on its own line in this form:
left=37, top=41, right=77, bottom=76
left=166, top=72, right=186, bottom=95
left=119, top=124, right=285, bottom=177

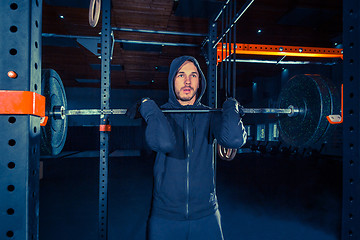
left=174, top=61, right=200, bottom=106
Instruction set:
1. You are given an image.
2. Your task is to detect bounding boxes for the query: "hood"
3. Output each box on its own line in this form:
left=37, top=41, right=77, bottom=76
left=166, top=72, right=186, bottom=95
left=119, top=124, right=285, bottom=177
left=167, top=56, right=206, bottom=108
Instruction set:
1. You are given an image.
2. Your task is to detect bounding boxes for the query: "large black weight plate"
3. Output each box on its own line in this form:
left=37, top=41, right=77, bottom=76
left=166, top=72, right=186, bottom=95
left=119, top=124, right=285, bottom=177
left=40, top=69, right=68, bottom=155
left=278, top=74, right=339, bottom=147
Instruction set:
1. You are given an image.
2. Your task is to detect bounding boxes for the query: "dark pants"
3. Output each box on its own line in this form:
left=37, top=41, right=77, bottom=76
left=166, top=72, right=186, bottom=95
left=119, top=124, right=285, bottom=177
left=148, top=210, right=224, bottom=240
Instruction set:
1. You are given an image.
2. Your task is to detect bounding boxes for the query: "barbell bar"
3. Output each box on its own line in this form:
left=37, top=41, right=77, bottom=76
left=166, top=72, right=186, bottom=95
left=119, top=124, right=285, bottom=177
left=49, top=105, right=298, bottom=118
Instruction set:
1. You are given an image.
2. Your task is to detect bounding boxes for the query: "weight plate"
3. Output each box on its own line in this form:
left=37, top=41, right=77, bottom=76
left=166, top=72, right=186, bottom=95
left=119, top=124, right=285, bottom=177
left=278, top=74, right=338, bottom=147
left=40, top=69, right=68, bottom=155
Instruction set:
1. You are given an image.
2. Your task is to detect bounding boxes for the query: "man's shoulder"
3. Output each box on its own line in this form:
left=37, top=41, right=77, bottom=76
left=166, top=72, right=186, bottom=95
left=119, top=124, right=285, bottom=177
left=160, top=102, right=172, bottom=109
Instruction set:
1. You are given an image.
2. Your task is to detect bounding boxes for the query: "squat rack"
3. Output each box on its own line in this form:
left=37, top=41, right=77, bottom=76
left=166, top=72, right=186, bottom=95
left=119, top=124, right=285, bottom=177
left=0, top=1, right=358, bottom=240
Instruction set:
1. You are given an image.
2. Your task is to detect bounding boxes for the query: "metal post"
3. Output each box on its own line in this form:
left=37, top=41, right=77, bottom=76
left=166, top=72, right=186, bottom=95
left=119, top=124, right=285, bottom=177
left=99, top=0, right=111, bottom=239
left=232, top=0, right=237, bottom=99
left=342, top=0, right=360, bottom=239
left=111, top=27, right=207, bottom=37
left=227, top=4, right=231, bottom=98
left=0, top=0, right=42, bottom=240
left=225, top=5, right=229, bottom=98
left=207, top=22, right=218, bottom=108
left=220, top=13, right=224, bottom=91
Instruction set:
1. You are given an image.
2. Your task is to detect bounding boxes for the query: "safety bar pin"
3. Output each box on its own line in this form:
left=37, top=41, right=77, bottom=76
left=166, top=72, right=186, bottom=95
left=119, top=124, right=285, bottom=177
left=326, top=84, right=343, bottom=124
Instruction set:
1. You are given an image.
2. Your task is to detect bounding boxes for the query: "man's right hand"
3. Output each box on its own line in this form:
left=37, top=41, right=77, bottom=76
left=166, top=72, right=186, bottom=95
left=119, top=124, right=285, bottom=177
left=125, top=97, right=150, bottom=119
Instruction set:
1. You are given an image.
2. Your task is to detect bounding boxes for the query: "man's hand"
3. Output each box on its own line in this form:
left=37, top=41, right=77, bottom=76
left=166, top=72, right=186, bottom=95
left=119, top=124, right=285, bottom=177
left=223, top=98, right=245, bottom=117
left=125, top=97, right=150, bottom=119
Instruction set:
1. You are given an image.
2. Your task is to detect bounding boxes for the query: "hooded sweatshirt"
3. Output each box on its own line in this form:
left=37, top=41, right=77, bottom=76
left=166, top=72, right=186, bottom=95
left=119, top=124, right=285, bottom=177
left=140, top=56, right=247, bottom=220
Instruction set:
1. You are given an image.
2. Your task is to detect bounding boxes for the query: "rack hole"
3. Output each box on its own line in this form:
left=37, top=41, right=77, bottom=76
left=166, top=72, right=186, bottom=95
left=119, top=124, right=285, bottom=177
left=10, top=3, right=18, bottom=10
left=8, top=162, right=15, bottom=169
left=7, top=208, right=14, bottom=215
left=10, top=26, right=17, bottom=32
left=8, top=117, right=16, bottom=123
left=34, top=126, right=37, bottom=133
left=7, top=185, right=15, bottom=192
left=8, top=139, right=16, bottom=146
left=6, top=231, right=14, bottom=237
left=9, top=48, right=17, bottom=55
left=35, top=21, right=38, bottom=28
left=35, top=41, right=38, bottom=48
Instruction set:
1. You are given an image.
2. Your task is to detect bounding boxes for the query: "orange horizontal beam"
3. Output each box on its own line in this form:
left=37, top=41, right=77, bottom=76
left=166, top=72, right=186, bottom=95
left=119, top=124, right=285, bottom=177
left=0, top=91, right=45, bottom=117
left=217, top=43, right=343, bottom=63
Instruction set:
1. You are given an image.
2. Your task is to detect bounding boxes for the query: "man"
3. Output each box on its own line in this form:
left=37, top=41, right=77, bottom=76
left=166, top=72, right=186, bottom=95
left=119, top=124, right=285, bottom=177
left=128, top=56, right=247, bottom=239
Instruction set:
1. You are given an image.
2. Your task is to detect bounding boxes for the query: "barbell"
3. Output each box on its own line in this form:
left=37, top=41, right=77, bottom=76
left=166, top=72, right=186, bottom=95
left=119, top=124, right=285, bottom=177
left=39, top=69, right=340, bottom=156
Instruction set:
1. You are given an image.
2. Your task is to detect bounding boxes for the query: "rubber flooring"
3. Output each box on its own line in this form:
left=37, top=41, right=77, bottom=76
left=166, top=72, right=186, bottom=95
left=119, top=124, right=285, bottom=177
left=39, top=152, right=341, bottom=240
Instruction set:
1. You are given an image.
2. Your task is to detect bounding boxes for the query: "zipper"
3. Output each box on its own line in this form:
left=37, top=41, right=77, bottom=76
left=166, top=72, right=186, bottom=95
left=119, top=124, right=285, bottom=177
left=185, top=114, right=190, bottom=219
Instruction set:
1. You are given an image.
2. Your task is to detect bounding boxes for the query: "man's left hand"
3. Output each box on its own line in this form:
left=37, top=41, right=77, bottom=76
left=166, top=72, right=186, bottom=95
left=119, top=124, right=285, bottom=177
left=223, top=98, right=245, bottom=117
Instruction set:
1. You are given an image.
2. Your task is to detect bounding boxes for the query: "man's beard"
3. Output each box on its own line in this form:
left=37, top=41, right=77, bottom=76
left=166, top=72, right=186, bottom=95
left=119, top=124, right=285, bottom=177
left=176, top=87, right=196, bottom=102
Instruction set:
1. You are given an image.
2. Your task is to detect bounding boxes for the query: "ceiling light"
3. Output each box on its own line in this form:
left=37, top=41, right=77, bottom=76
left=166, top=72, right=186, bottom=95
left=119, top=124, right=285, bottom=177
left=59, top=15, right=64, bottom=19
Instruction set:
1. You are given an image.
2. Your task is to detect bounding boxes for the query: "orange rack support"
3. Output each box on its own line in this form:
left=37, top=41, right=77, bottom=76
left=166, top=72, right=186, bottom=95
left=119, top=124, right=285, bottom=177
left=217, top=43, right=343, bottom=64
left=99, top=124, right=112, bottom=132
left=0, top=90, right=45, bottom=117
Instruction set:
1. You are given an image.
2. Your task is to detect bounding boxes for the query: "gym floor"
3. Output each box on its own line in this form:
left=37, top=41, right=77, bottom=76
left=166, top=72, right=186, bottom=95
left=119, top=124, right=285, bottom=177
left=39, top=152, right=341, bottom=240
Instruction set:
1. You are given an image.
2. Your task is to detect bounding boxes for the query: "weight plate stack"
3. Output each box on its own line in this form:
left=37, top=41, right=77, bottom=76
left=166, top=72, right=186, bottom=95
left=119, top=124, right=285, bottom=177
left=278, top=74, right=339, bottom=147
